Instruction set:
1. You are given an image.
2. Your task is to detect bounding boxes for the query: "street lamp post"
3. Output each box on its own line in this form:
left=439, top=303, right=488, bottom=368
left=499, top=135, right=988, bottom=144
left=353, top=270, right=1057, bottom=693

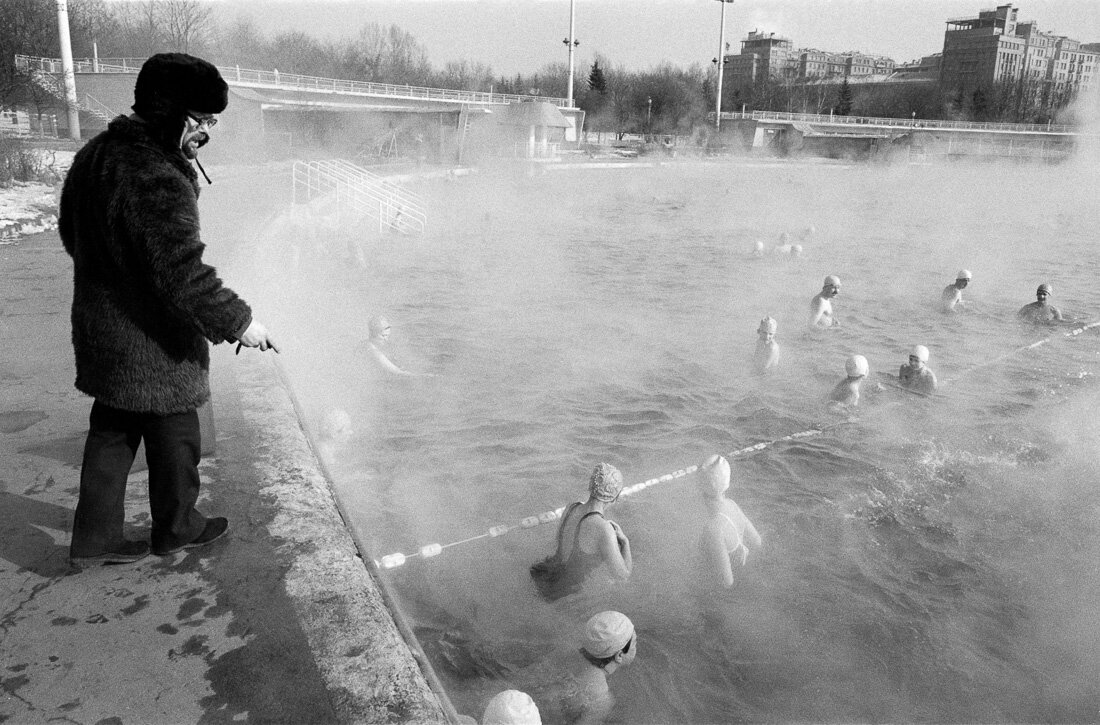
left=55, top=0, right=81, bottom=141
left=646, top=96, right=652, bottom=140
left=714, top=0, right=734, bottom=132
left=563, top=0, right=579, bottom=108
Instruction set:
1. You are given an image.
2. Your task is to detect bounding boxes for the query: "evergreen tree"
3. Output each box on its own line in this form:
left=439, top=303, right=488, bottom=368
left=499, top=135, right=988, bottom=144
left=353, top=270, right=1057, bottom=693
left=834, top=77, right=853, bottom=116
left=588, top=60, right=607, bottom=94
left=971, top=87, right=988, bottom=121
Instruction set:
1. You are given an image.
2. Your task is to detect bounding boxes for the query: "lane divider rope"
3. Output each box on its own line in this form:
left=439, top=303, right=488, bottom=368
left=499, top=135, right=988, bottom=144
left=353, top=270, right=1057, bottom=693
left=375, top=428, right=828, bottom=569
left=374, top=319, right=1100, bottom=570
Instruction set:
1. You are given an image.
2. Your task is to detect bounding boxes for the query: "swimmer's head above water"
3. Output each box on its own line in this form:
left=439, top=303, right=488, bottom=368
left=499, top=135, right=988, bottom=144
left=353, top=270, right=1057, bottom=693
left=956, top=269, right=971, bottom=287
left=582, top=610, right=636, bottom=667
left=822, top=275, right=841, bottom=297
left=481, top=690, right=541, bottom=725
left=845, top=354, right=869, bottom=378
left=909, top=345, right=929, bottom=365
left=698, top=454, right=731, bottom=497
left=589, top=462, right=624, bottom=503
left=368, top=315, right=391, bottom=341
left=1036, top=283, right=1052, bottom=300
left=757, top=316, right=778, bottom=337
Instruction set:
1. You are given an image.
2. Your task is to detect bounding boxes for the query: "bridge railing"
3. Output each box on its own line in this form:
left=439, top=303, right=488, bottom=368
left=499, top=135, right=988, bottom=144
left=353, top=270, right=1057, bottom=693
left=15, top=54, right=569, bottom=109
left=718, top=109, right=1074, bottom=134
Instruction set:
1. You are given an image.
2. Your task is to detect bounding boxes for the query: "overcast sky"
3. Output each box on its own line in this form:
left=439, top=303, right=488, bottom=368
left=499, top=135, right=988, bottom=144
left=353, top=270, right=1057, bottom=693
left=212, top=0, right=1100, bottom=76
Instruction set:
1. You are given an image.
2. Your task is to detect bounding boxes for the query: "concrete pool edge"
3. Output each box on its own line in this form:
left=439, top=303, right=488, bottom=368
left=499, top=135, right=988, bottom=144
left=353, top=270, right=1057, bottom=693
left=216, top=346, right=458, bottom=723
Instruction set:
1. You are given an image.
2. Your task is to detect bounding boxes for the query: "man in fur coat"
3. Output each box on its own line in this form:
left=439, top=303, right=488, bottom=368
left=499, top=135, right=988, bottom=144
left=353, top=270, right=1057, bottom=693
left=59, top=53, right=278, bottom=567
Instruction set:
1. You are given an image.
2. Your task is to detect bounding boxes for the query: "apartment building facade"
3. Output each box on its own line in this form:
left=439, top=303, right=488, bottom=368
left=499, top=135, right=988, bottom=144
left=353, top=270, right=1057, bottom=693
left=725, top=30, right=895, bottom=89
left=939, top=4, right=1098, bottom=96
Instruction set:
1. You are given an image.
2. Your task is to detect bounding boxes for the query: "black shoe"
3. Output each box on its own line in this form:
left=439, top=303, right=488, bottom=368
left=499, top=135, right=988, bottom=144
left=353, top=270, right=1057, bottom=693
left=70, top=540, right=151, bottom=568
left=154, top=517, right=229, bottom=556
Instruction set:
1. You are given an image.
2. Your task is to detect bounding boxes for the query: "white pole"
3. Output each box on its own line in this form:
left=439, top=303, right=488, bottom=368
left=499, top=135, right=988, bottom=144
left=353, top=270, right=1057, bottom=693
left=56, top=0, right=81, bottom=140
left=566, top=0, right=576, bottom=108
left=715, top=0, right=731, bottom=131
left=92, top=41, right=98, bottom=73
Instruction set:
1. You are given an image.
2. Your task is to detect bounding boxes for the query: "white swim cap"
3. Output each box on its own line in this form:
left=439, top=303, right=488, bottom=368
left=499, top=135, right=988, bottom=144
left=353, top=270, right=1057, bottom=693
left=757, top=316, right=778, bottom=335
left=823, top=275, right=841, bottom=288
left=753, top=240, right=764, bottom=252
left=482, top=690, right=541, bottom=725
left=699, top=454, right=731, bottom=496
left=845, top=354, right=869, bottom=377
left=956, top=269, right=971, bottom=280
left=910, top=345, right=929, bottom=363
left=582, top=611, right=634, bottom=659
left=368, top=315, right=390, bottom=336
left=792, top=244, right=803, bottom=255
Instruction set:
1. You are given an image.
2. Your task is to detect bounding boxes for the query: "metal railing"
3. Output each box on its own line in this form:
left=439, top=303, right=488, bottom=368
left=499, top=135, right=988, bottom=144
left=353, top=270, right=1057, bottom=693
left=292, top=159, right=426, bottom=235
left=15, top=54, right=569, bottom=109
left=719, top=109, right=1075, bottom=134
left=81, top=93, right=117, bottom=123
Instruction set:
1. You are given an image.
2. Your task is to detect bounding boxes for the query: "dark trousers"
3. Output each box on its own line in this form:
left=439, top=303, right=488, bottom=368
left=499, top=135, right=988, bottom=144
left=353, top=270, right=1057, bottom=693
left=70, top=400, right=207, bottom=556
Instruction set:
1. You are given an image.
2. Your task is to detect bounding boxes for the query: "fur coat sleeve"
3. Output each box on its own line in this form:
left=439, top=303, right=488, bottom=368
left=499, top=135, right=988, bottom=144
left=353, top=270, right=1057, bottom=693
left=59, top=115, right=252, bottom=414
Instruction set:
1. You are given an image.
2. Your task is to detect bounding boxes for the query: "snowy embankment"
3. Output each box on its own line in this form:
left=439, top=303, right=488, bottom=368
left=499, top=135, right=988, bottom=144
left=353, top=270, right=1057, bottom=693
left=0, top=150, right=74, bottom=244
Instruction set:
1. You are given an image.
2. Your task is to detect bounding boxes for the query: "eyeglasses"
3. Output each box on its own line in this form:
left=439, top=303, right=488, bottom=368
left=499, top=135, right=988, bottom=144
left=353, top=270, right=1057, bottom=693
left=187, top=113, right=218, bottom=129
left=1037, top=292, right=1049, bottom=297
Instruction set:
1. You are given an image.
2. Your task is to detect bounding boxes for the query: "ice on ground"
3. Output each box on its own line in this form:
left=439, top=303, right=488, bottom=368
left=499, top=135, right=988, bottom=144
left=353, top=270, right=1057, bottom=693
left=0, top=181, right=61, bottom=243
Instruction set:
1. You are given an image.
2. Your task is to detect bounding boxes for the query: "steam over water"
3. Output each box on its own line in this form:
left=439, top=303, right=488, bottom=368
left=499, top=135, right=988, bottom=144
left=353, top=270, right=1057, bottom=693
left=225, top=148, right=1100, bottom=722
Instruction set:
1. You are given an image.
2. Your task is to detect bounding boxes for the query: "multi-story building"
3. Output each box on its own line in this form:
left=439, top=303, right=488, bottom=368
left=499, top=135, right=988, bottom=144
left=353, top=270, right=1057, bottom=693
left=940, top=4, right=1098, bottom=96
left=726, top=31, right=799, bottom=86
left=725, top=30, right=895, bottom=89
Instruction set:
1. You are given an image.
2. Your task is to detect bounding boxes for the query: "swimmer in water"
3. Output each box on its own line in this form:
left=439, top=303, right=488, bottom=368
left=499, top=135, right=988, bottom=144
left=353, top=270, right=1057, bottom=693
left=772, top=242, right=803, bottom=258
left=753, top=316, right=779, bottom=374
left=367, top=315, right=418, bottom=376
left=809, top=275, right=841, bottom=328
left=317, top=408, right=353, bottom=460
left=898, top=345, right=937, bottom=396
left=696, top=455, right=762, bottom=588
left=530, top=463, right=632, bottom=601
left=828, top=354, right=869, bottom=409
left=518, top=611, right=636, bottom=725
left=750, top=240, right=766, bottom=258
left=1017, top=283, right=1063, bottom=323
left=941, top=269, right=971, bottom=312
left=479, top=690, right=541, bottom=725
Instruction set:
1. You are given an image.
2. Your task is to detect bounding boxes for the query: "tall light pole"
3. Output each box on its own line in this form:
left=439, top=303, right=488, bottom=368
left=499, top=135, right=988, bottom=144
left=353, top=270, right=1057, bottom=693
left=563, top=0, right=579, bottom=107
left=56, top=0, right=81, bottom=141
left=715, top=0, right=734, bottom=132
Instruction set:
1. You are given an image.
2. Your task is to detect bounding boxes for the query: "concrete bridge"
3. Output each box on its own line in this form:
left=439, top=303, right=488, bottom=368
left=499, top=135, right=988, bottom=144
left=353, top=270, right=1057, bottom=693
left=14, top=55, right=584, bottom=163
left=716, top=110, right=1082, bottom=161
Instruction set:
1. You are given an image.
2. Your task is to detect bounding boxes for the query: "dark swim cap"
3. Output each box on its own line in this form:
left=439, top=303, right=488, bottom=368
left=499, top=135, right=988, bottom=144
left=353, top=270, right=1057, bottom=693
left=1037, top=283, right=1052, bottom=295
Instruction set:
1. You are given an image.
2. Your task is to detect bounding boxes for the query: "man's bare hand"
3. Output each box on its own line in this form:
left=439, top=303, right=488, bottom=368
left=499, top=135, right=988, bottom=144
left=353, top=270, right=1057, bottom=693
left=236, top=320, right=279, bottom=354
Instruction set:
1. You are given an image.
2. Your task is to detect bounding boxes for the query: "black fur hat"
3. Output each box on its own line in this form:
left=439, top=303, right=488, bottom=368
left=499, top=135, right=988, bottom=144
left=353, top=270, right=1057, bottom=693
left=132, top=53, right=228, bottom=118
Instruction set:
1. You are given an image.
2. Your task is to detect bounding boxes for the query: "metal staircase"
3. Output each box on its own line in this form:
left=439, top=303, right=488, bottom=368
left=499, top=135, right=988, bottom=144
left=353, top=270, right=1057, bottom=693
left=23, top=64, right=117, bottom=126
left=292, top=160, right=426, bottom=235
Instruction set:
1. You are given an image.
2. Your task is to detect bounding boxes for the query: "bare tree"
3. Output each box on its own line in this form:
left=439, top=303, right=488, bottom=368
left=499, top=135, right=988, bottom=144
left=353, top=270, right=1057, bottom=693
left=160, top=0, right=213, bottom=54
left=268, top=30, right=325, bottom=76
left=212, top=16, right=270, bottom=68
left=111, top=1, right=163, bottom=57
left=434, top=60, right=494, bottom=92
